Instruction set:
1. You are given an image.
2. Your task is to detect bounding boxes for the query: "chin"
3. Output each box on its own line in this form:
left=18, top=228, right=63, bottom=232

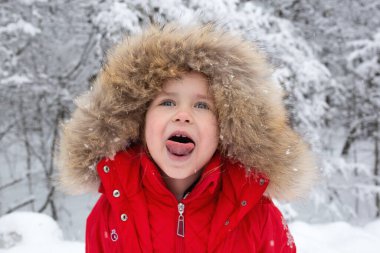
left=162, top=166, right=198, bottom=180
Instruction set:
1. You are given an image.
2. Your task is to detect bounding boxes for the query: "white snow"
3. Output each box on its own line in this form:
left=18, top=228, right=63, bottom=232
left=0, top=75, right=31, bottom=85
left=1, top=212, right=379, bottom=252
left=290, top=220, right=380, bottom=253
left=0, top=212, right=83, bottom=253
left=0, top=19, right=41, bottom=36
left=18, top=0, right=48, bottom=5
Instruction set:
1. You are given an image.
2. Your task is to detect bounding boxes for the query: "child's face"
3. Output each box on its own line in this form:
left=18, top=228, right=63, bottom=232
left=145, top=72, right=219, bottom=180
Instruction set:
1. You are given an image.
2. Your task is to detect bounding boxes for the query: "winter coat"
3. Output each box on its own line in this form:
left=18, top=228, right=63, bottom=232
left=86, top=146, right=296, bottom=253
left=57, top=22, right=317, bottom=252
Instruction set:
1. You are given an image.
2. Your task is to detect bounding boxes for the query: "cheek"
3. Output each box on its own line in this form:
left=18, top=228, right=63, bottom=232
left=144, top=109, right=166, bottom=149
left=201, top=115, right=219, bottom=147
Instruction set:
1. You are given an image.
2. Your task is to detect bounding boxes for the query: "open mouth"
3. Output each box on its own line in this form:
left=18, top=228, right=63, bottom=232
left=166, top=133, right=195, bottom=156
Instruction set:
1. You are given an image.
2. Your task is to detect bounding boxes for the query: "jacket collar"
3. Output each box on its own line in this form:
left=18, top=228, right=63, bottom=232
left=140, top=148, right=223, bottom=205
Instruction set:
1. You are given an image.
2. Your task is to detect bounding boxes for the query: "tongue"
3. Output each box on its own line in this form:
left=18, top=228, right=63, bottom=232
left=166, top=140, right=195, bottom=156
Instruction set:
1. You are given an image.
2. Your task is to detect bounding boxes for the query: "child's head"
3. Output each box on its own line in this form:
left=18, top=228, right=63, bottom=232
left=144, top=71, right=219, bottom=179
left=59, top=22, right=316, bottom=199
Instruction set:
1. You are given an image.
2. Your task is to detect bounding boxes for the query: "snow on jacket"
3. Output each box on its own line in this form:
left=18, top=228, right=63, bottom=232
left=56, top=22, right=317, bottom=252
left=86, top=146, right=296, bottom=253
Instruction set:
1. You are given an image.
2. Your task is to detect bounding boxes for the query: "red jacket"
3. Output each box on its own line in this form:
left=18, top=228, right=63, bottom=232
left=86, top=147, right=296, bottom=253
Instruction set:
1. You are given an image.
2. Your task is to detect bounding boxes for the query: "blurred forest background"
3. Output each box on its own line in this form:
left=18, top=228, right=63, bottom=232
left=0, top=0, right=379, bottom=240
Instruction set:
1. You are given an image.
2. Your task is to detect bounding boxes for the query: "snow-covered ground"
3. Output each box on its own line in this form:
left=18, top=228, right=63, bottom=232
left=0, top=212, right=83, bottom=253
left=0, top=212, right=379, bottom=252
left=290, top=220, right=380, bottom=253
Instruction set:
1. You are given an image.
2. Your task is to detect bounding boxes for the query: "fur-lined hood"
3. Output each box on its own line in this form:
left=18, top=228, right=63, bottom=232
left=57, top=23, right=317, bottom=200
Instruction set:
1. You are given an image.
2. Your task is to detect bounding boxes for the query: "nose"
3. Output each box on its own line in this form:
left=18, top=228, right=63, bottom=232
left=172, top=109, right=193, bottom=124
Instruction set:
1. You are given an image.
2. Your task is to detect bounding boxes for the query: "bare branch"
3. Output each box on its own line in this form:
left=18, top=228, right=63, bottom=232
left=6, top=197, right=35, bottom=214
left=38, top=186, right=55, bottom=214
left=0, top=178, right=23, bottom=191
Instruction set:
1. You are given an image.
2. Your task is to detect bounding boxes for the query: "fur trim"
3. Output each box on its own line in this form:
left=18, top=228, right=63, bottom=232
left=57, top=23, right=317, bottom=199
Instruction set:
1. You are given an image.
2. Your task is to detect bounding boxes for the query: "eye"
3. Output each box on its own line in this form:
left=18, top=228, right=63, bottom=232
left=159, top=99, right=175, bottom=107
left=194, top=101, right=210, bottom=110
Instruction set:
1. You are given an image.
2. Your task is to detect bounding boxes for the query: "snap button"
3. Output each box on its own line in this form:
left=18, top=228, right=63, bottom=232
left=224, top=219, right=230, bottom=226
left=103, top=165, right=110, bottom=173
left=241, top=200, right=247, bottom=206
left=113, top=190, right=120, bottom=198
left=259, top=178, right=265, bottom=186
left=120, top=213, right=128, bottom=221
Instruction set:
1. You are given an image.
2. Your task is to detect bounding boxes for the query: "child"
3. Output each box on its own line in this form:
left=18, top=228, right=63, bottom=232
left=58, top=23, right=316, bottom=252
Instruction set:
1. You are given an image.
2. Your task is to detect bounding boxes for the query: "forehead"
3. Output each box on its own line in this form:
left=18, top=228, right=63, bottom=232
left=161, top=72, right=212, bottom=97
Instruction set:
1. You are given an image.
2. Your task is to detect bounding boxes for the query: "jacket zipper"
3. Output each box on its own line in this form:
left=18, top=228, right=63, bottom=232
left=177, top=202, right=185, bottom=237
left=176, top=202, right=185, bottom=253
left=176, top=192, right=190, bottom=252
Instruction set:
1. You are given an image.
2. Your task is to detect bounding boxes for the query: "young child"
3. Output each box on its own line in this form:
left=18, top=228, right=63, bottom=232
left=58, top=23, right=316, bottom=253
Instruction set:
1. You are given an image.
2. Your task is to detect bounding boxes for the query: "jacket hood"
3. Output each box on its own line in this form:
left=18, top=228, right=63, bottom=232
left=57, top=23, right=317, bottom=200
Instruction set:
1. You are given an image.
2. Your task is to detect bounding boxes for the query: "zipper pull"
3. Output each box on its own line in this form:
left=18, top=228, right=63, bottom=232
left=177, top=202, right=185, bottom=237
